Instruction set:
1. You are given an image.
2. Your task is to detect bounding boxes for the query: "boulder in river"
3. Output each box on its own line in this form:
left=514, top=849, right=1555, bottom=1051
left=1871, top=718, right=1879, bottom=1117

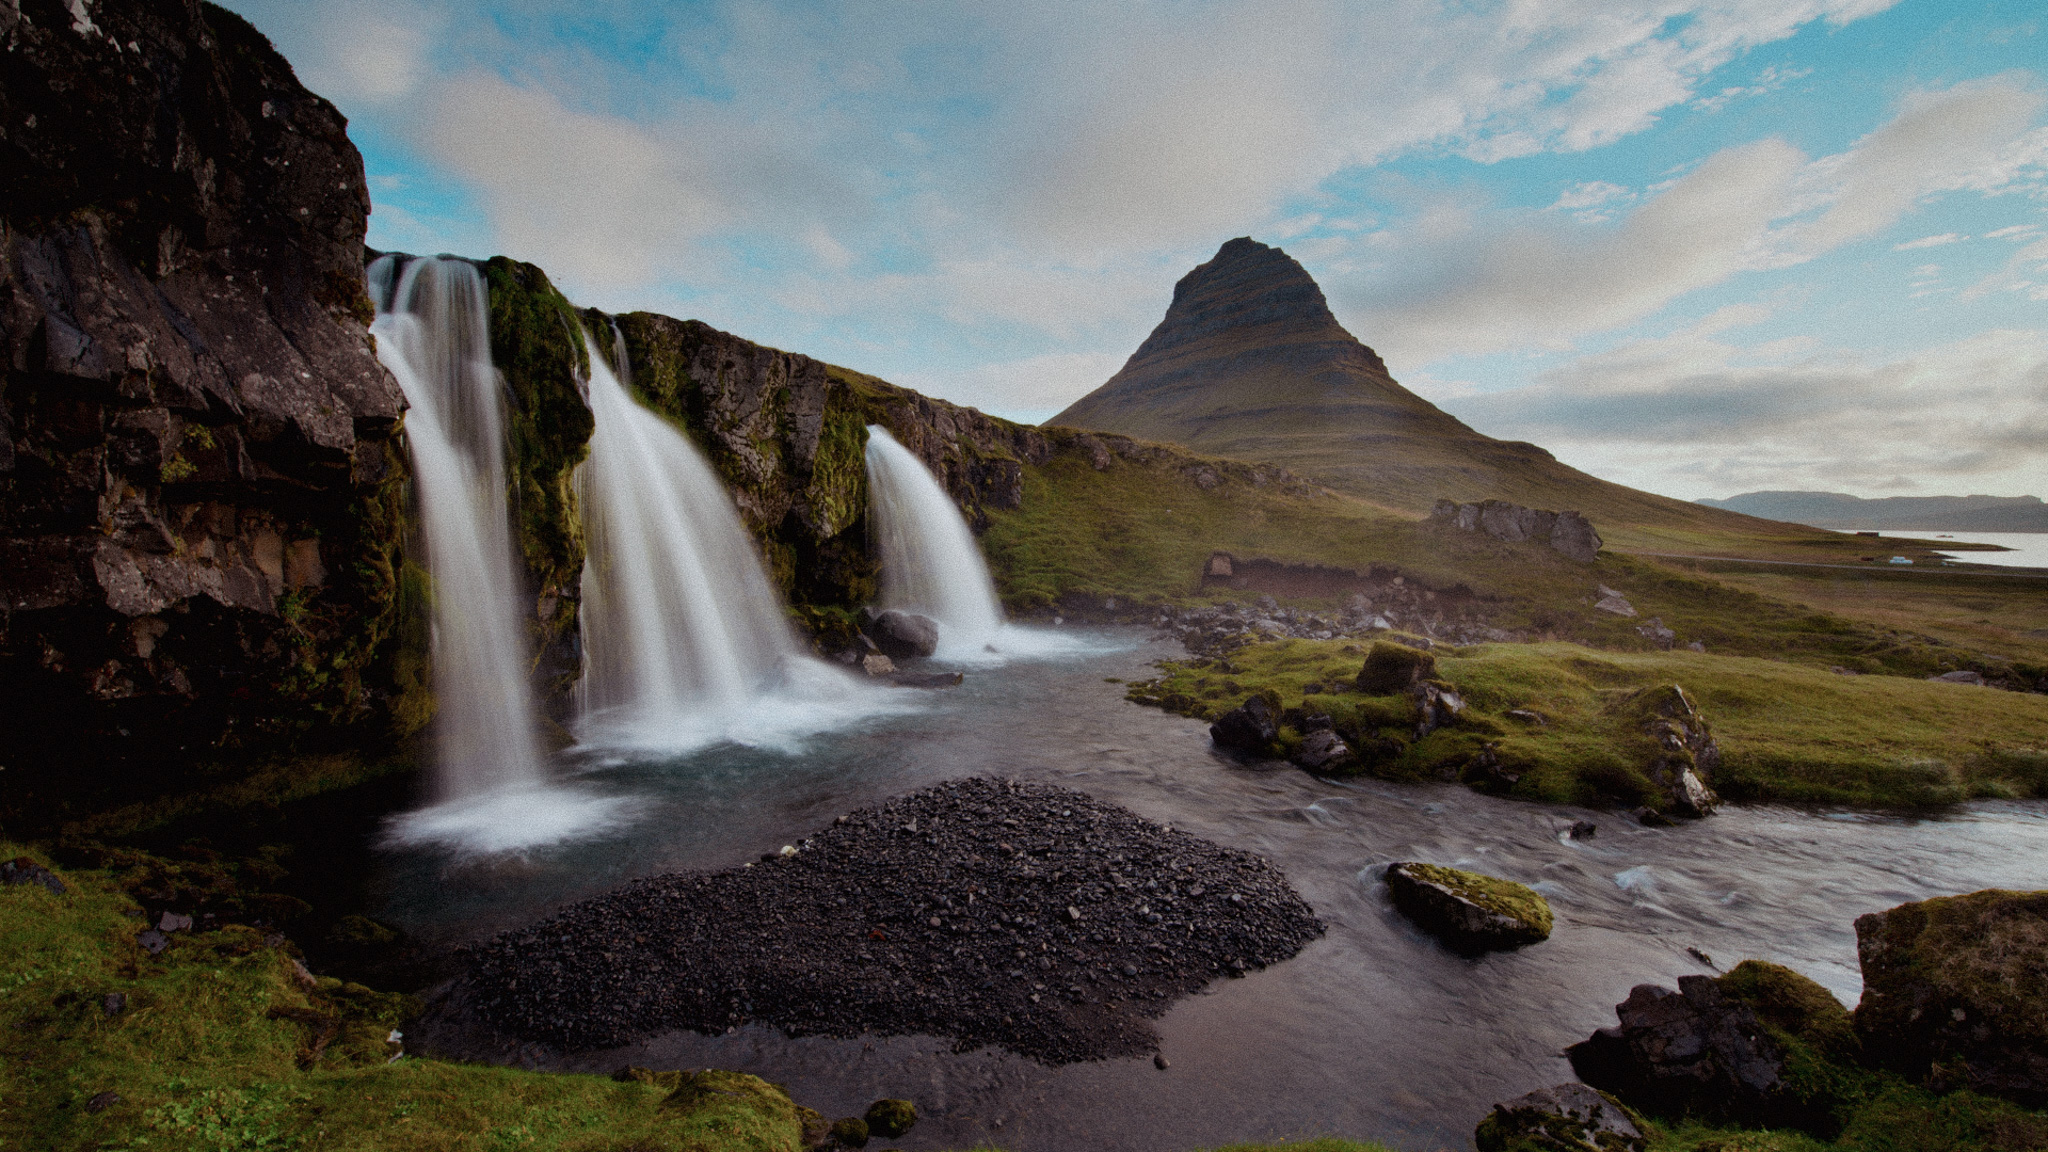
left=1211, top=695, right=1280, bottom=755
left=1474, top=1082, right=1646, bottom=1152
left=861, top=608, right=940, bottom=659
left=1568, top=962, right=1857, bottom=1135
left=1291, top=728, right=1352, bottom=772
left=1853, top=889, right=2048, bottom=1106
left=1384, top=862, right=1552, bottom=954
left=1356, top=640, right=1436, bottom=694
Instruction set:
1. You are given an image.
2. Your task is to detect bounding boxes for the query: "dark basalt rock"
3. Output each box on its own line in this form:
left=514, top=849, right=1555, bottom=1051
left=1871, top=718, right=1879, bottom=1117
left=1854, top=889, right=2048, bottom=1106
left=1, top=0, right=408, bottom=822
left=1384, top=862, right=1551, bottom=955
left=1356, top=639, right=1436, bottom=694
left=1210, top=695, right=1279, bottom=754
left=448, top=778, right=1324, bottom=1064
left=1474, top=1082, right=1646, bottom=1152
left=861, top=607, right=938, bottom=660
left=863, top=1098, right=917, bottom=1139
left=1568, top=969, right=1848, bottom=1133
left=1, top=856, right=66, bottom=894
left=1629, top=685, right=1720, bottom=817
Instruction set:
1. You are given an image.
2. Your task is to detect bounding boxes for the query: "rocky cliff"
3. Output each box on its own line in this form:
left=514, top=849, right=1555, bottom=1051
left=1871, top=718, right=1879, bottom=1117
left=0, top=0, right=407, bottom=824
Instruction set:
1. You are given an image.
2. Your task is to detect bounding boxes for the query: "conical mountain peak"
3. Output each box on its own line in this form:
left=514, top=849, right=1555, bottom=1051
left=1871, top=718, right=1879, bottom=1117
left=1120, top=238, right=1382, bottom=377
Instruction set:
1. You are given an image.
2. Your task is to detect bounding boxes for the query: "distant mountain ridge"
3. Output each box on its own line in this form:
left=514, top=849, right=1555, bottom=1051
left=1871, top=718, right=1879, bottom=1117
left=1048, top=238, right=1819, bottom=549
left=1699, top=492, right=2048, bottom=533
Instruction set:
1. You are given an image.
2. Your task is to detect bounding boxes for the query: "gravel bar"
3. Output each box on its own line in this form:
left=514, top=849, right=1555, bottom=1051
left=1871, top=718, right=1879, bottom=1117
left=461, top=777, right=1325, bottom=1063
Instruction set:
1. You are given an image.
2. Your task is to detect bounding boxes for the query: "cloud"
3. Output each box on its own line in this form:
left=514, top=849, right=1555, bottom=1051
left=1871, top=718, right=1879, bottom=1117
left=1335, top=78, right=2048, bottom=366
left=1895, top=233, right=1964, bottom=250
left=892, top=349, right=1133, bottom=417
left=1445, top=325, right=2048, bottom=498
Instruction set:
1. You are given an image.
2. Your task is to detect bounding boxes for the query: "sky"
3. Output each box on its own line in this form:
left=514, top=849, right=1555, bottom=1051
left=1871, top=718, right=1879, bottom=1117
left=221, top=0, right=2048, bottom=503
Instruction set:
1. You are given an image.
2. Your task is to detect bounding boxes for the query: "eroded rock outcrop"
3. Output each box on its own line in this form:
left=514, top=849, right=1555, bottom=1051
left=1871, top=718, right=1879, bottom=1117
left=1430, top=498, right=1603, bottom=562
left=1474, top=1083, right=1646, bottom=1152
left=1385, top=861, right=1552, bottom=954
left=1628, top=685, right=1720, bottom=816
left=1, top=0, right=407, bottom=819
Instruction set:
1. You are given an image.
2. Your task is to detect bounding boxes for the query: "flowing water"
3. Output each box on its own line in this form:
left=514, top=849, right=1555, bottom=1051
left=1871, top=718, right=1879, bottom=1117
left=864, top=424, right=1098, bottom=665
left=573, top=336, right=900, bottom=754
left=369, top=261, right=626, bottom=852
left=372, top=630, right=2048, bottom=1151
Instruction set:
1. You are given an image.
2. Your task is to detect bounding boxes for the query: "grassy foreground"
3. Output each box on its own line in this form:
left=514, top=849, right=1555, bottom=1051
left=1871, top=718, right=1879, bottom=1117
left=1126, top=640, right=2048, bottom=809
left=0, top=846, right=813, bottom=1152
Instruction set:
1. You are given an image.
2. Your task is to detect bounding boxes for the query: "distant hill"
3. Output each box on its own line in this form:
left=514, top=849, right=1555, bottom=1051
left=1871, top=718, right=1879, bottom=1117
left=1699, top=492, right=2048, bottom=533
left=1047, top=238, right=1828, bottom=551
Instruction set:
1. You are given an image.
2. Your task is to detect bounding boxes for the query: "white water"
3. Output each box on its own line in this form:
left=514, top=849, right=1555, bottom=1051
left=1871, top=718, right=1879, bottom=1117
left=575, top=330, right=895, bottom=753
left=864, top=425, right=1100, bottom=664
left=369, top=256, right=630, bottom=852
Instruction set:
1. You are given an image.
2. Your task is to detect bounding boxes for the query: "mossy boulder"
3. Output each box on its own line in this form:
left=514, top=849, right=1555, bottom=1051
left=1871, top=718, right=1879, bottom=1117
left=864, top=1098, right=918, bottom=1138
left=1569, top=965, right=1860, bottom=1136
left=1474, top=1082, right=1646, bottom=1152
left=1854, top=889, right=2048, bottom=1106
left=1620, top=684, right=1720, bottom=816
left=1356, top=640, right=1437, bottom=694
left=829, top=1115, right=870, bottom=1147
left=1384, top=862, right=1552, bottom=954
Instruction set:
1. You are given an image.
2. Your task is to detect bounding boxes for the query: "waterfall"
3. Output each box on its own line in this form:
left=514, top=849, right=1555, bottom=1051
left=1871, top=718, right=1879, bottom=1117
left=574, top=328, right=881, bottom=752
left=371, top=256, right=628, bottom=853
left=864, top=426, right=1007, bottom=657
left=369, top=255, right=545, bottom=798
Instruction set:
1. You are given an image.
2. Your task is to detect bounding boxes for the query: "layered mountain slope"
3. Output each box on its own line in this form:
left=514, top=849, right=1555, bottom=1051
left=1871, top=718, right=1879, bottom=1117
left=1050, top=239, right=1827, bottom=551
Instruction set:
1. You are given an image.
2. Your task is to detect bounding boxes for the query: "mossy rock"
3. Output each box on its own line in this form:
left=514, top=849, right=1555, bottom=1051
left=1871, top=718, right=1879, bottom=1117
left=1854, top=889, right=2048, bottom=1105
left=1474, top=1082, right=1646, bottom=1152
left=1357, top=640, right=1437, bottom=694
left=864, top=1098, right=917, bottom=1138
left=1717, top=960, right=1860, bottom=1062
left=1385, top=862, right=1552, bottom=954
left=829, top=1115, right=871, bottom=1147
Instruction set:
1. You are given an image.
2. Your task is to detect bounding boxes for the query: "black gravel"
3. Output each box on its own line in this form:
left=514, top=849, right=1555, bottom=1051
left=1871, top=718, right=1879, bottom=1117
left=459, top=777, right=1324, bottom=1064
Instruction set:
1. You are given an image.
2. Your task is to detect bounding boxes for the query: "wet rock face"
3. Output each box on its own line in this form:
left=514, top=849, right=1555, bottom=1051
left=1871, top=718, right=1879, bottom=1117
left=1430, top=499, right=1603, bottom=563
left=0, top=0, right=406, bottom=816
left=1854, top=889, right=2048, bottom=1106
left=1209, top=694, right=1279, bottom=754
left=861, top=607, right=938, bottom=660
left=1384, top=862, right=1551, bottom=955
left=1474, top=1082, right=1646, bottom=1152
left=453, top=777, right=1325, bottom=1063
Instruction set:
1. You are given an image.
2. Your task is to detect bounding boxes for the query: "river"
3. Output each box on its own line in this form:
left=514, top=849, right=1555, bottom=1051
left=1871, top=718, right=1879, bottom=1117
left=373, top=629, right=2048, bottom=1151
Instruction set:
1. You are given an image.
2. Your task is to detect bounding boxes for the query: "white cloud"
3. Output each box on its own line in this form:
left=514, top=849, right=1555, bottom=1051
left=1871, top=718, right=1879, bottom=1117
left=1445, top=326, right=2048, bottom=498
left=1335, top=79, right=2048, bottom=367
left=1895, top=233, right=1964, bottom=250
left=892, top=350, right=1132, bottom=415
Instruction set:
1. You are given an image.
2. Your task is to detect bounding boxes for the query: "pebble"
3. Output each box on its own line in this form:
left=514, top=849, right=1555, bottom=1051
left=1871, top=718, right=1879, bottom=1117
left=458, top=778, right=1324, bottom=1064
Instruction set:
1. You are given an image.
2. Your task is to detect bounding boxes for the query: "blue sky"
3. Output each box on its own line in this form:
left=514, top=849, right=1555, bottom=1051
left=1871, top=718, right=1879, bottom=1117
left=225, top=0, right=2047, bottom=501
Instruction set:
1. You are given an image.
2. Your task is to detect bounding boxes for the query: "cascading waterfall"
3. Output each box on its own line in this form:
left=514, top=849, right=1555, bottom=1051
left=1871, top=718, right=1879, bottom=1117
left=368, top=255, right=544, bottom=798
left=370, top=256, right=626, bottom=851
left=574, top=328, right=882, bottom=751
left=863, top=426, right=1007, bottom=657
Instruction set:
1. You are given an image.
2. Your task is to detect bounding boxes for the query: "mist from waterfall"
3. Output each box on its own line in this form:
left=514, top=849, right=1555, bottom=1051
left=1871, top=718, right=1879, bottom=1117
left=864, top=425, right=1099, bottom=664
left=574, top=329, right=895, bottom=753
left=369, top=256, right=629, bottom=853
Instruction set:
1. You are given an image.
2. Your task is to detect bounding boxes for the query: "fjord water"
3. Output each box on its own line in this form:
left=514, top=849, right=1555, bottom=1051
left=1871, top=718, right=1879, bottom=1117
left=865, top=425, right=1006, bottom=655
left=380, top=630, right=2048, bottom=1151
left=369, top=258, right=624, bottom=851
left=574, top=334, right=887, bottom=752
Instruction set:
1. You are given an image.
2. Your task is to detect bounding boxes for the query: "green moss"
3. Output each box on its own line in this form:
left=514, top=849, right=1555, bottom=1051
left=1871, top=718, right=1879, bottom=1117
left=0, top=847, right=810, bottom=1152
left=482, top=257, right=595, bottom=697
left=1128, top=639, right=2048, bottom=810
left=1398, top=862, right=1554, bottom=937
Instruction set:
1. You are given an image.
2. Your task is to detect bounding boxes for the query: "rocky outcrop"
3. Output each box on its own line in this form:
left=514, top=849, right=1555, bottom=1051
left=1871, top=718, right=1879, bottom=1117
left=1628, top=685, right=1720, bottom=816
left=1384, top=862, right=1552, bottom=954
left=1, top=0, right=408, bottom=821
left=1853, top=889, right=2048, bottom=1106
left=1210, top=694, right=1280, bottom=755
left=1355, top=638, right=1437, bottom=694
left=1568, top=963, right=1855, bottom=1134
left=1431, top=499, right=1603, bottom=562
left=859, top=607, right=937, bottom=660
left=1474, top=1083, right=1646, bottom=1152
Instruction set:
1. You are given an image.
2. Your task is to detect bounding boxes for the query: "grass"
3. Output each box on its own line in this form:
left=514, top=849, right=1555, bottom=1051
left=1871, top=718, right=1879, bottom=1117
left=1125, top=639, right=2048, bottom=809
left=0, top=847, right=814, bottom=1152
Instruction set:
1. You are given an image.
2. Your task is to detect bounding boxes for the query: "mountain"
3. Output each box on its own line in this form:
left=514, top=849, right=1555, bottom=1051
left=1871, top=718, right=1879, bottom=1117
left=1048, top=238, right=1822, bottom=550
left=1699, top=492, right=2048, bottom=533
